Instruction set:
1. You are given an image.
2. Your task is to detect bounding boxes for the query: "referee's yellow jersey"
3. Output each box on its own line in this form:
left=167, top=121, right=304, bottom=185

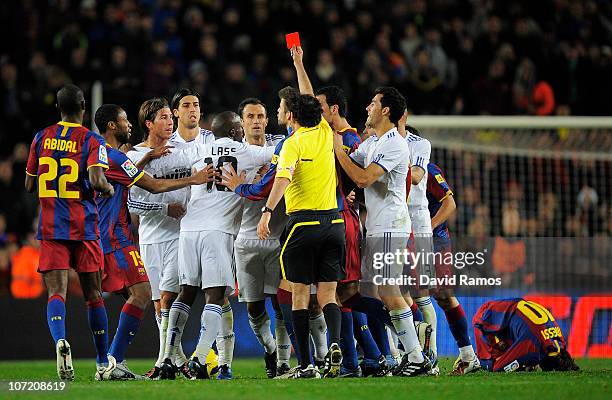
left=276, top=117, right=338, bottom=214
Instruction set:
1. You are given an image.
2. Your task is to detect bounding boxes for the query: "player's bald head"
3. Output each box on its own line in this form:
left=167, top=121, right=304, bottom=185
left=56, top=84, right=85, bottom=116
left=212, top=111, right=243, bottom=141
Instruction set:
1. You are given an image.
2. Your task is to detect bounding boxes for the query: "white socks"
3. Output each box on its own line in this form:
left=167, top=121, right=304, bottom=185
left=249, top=310, right=276, bottom=354
left=387, top=326, right=400, bottom=358
left=164, top=301, right=190, bottom=364
left=275, top=311, right=291, bottom=366
left=415, top=297, right=437, bottom=356
left=194, top=304, right=222, bottom=361
left=390, top=308, right=424, bottom=363
left=460, top=345, right=477, bottom=361
left=155, top=309, right=169, bottom=367
left=309, top=312, right=328, bottom=361
left=216, top=302, right=235, bottom=367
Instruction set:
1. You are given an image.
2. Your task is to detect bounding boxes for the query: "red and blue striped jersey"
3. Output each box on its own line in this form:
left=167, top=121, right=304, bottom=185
left=26, top=121, right=109, bottom=241
left=336, top=127, right=361, bottom=212
left=473, top=298, right=567, bottom=363
left=98, top=146, right=145, bottom=254
left=426, top=163, right=453, bottom=239
left=235, top=136, right=287, bottom=200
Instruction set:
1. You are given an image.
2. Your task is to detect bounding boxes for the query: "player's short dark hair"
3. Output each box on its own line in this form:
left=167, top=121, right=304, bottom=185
left=237, top=98, right=267, bottom=119
left=287, top=95, right=323, bottom=128
left=94, top=104, right=122, bottom=133
left=171, top=88, right=201, bottom=111
left=406, top=125, right=421, bottom=136
left=211, top=111, right=241, bottom=138
left=278, top=86, right=300, bottom=111
left=315, top=86, right=348, bottom=117
left=374, top=87, right=406, bottom=126
left=56, top=84, right=85, bottom=116
left=138, top=97, right=169, bottom=138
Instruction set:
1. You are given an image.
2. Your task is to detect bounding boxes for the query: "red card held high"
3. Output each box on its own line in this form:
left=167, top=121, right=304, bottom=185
left=285, top=32, right=301, bottom=49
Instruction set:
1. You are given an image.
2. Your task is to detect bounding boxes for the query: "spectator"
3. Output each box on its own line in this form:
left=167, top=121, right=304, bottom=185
left=513, top=58, right=556, bottom=115
left=492, top=203, right=527, bottom=287
left=577, top=183, right=600, bottom=236
left=472, top=58, right=511, bottom=114
left=10, top=232, right=43, bottom=299
left=0, top=213, right=8, bottom=246
left=0, top=246, right=9, bottom=296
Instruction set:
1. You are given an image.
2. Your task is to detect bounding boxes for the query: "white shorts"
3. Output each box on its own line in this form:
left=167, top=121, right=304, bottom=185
left=140, top=239, right=179, bottom=300
left=234, top=237, right=281, bottom=302
left=412, top=233, right=436, bottom=289
left=361, top=233, right=410, bottom=284
left=178, top=230, right=236, bottom=296
left=410, top=209, right=433, bottom=235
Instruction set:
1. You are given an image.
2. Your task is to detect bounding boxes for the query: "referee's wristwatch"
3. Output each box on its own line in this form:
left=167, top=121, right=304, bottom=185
left=261, top=206, right=274, bottom=214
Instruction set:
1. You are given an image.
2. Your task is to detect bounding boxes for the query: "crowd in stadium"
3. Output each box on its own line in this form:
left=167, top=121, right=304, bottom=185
left=1, top=0, right=611, bottom=298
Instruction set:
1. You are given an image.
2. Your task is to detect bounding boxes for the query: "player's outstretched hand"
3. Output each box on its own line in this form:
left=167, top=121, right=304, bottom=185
left=167, top=202, right=186, bottom=219
left=147, top=145, right=174, bottom=160
left=221, top=165, right=246, bottom=192
left=191, top=164, right=217, bottom=185
left=291, top=45, right=304, bottom=65
left=257, top=212, right=271, bottom=240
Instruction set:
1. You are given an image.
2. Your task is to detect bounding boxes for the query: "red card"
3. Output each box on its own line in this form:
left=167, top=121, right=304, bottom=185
left=285, top=32, right=301, bottom=49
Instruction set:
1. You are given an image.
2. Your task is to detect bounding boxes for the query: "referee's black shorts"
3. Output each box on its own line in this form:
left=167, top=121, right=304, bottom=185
left=280, top=209, right=346, bottom=285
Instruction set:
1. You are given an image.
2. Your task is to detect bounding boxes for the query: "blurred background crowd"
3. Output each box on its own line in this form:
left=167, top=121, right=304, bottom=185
left=0, top=0, right=610, bottom=297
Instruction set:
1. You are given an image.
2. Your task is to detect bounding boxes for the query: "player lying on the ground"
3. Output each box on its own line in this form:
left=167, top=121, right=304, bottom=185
left=473, top=298, right=579, bottom=372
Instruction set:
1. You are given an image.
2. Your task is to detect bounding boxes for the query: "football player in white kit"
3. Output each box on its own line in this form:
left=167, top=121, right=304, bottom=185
left=176, top=111, right=274, bottom=380
left=127, top=90, right=224, bottom=379
left=402, top=119, right=439, bottom=375
left=333, top=87, right=430, bottom=377
left=231, top=98, right=291, bottom=378
left=126, top=106, right=209, bottom=379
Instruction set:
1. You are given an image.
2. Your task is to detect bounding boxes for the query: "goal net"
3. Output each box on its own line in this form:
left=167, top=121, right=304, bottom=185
left=408, top=116, right=612, bottom=358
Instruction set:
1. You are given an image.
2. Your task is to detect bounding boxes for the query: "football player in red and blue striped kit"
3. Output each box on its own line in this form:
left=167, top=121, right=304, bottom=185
left=94, top=101, right=215, bottom=379
left=25, top=84, right=116, bottom=381
left=473, top=298, right=579, bottom=372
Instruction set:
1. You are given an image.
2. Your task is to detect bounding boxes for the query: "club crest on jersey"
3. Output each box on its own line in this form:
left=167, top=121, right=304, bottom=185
left=271, top=154, right=279, bottom=165
left=121, top=159, right=139, bottom=177
left=99, top=146, right=108, bottom=164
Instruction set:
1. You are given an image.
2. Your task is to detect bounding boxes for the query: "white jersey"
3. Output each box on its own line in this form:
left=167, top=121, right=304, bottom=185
left=405, top=133, right=431, bottom=211
left=237, top=184, right=286, bottom=240
left=405, top=132, right=432, bottom=234
left=170, top=127, right=215, bottom=146
left=127, top=142, right=208, bottom=244
left=350, top=127, right=411, bottom=235
left=237, top=134, right=286, bottom=240
left=180, top=137, right=275, bottom=235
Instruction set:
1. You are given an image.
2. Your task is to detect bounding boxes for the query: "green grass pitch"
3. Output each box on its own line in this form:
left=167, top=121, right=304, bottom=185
left=1, top=358, right=610, bottom=400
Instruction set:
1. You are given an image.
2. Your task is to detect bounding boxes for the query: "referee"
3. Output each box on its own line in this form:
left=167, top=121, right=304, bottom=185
left=256, top=47, right=345, bottom=379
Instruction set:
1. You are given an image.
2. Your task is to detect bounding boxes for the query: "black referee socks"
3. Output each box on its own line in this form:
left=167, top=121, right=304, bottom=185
left=323, top=303, right=342, bottom=347
left=292, top=309, right=311, bottom=369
